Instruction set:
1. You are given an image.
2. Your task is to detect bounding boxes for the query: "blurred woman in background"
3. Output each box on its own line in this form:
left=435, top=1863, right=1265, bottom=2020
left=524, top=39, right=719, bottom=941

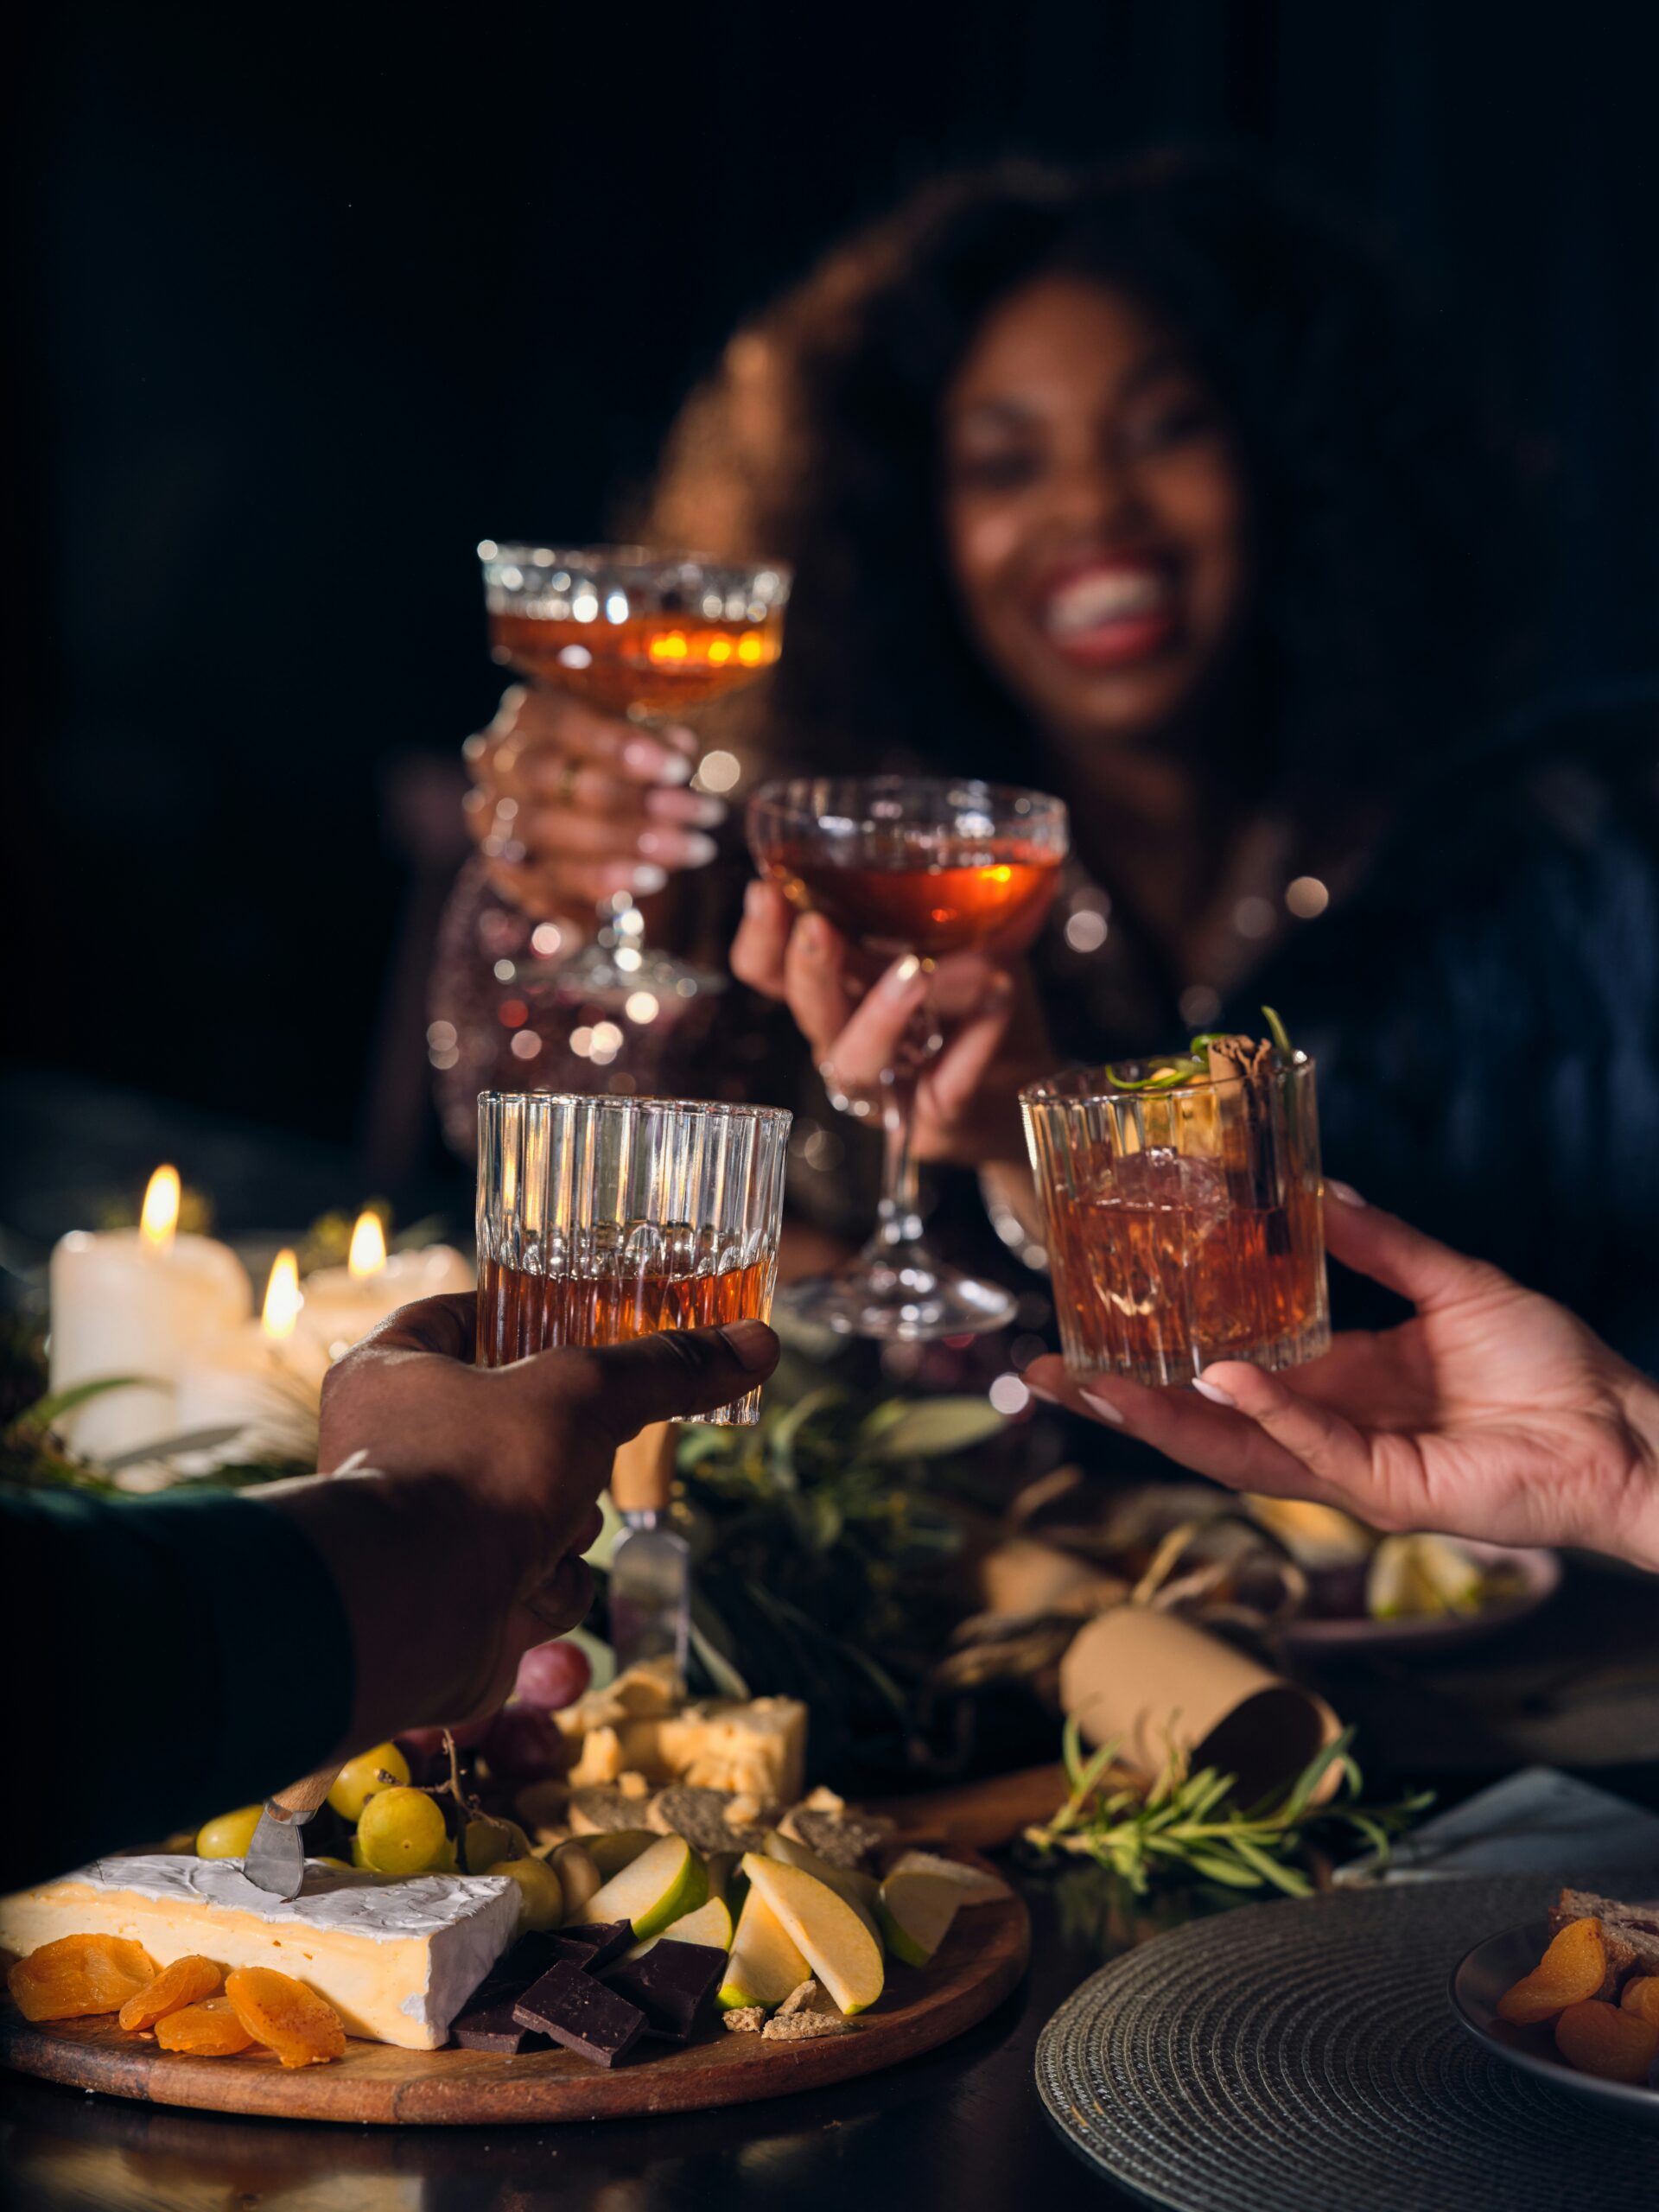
left=442, top=150, right=1659, bottom=1361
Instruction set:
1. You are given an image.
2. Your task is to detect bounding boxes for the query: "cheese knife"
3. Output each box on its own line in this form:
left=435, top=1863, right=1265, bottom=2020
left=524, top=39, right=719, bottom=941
left=607, top=1421, right=690, bottom=1694
left=243, top=1766, right=340, bottom=1900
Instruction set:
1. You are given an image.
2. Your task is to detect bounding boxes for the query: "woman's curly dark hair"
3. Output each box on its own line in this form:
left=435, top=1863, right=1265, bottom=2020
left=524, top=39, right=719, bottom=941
left=651, top=148, right=1529, bottom=819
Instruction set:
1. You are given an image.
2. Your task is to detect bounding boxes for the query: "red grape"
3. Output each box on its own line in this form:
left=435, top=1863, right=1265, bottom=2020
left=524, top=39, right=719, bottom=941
left=513, top=1638, right=592, bottom=1710
left=484, top=1701, right=567, bottom=1779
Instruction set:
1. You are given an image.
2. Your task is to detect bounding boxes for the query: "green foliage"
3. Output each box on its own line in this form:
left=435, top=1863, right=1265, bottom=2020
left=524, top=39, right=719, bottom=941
left=673, top=1378, right=1005, bottom=1778
left=1023, top=1716, right=1432, bottom=1897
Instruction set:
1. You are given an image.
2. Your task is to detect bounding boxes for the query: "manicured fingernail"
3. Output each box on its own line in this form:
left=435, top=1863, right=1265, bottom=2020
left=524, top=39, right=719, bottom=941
left=1327, top=1179, right=1366, bottom=1207
left=719, top=1319, right=777, bottom=1371
left=639, top=830, right=717, bottom=868
left=499, top=683, right=527, bottom=711
left=632, top=862, right=668, bottom=893
left=743, top=879, right=767, bottom=918
left=1024, top=1379, right=1060, bottom=1405
left=1193, top=1373, right=1236, bottom=1407
left=882, top=953, right=924, bottom=999
left=1079, top=1390, right=1125, bottom=1425
left=623, top=738, right=693, bottom=785
left=645, top=790, right=727, bottom=828
left=462, top=732, right=487, bottom=766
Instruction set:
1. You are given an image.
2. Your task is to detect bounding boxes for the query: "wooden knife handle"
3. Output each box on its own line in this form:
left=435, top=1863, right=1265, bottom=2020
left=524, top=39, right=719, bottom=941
left=269, top=1767, right=340, bottom=1823
left=611, top=1421, right=677, bottom=1515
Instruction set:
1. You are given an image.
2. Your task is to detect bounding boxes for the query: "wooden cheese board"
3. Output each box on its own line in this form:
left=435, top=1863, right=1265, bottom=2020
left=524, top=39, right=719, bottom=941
left=0, top=1856, right=1029, bottom=2126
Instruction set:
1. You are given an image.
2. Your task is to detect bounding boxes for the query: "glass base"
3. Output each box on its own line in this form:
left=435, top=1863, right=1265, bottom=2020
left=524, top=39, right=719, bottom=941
left=1058, top=1310, right=1332, bottom=1391
left=780, top=1245, right=1015, bottom=1341
left=552, top=939, right=727, bottom=1007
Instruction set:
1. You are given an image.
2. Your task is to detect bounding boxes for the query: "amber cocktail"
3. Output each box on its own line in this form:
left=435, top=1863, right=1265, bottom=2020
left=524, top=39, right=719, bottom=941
left=1021, top=1038, right=1329, bottom=1388
left=748, top=775, right=1068, bottom=1339
left=475, top=1091, right=790, bottom=1423
left=479, top=543, right=791, bottom=1004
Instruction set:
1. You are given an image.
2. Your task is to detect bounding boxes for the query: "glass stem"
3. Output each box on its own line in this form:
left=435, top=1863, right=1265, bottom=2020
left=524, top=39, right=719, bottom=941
left=871, top=992, right=934, bottom=1255
left=873, top=1072, right=925, bottom=1252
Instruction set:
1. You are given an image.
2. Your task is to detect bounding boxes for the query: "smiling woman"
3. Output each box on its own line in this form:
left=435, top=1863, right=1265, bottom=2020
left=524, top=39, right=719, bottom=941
left=641, top=149, right=1525, bottom=1052
left=941, top=277, right=1247, bottom=753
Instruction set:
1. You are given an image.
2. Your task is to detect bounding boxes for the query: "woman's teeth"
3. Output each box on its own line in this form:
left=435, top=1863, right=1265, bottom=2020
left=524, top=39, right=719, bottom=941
left=1044, top=568, right=1169, bottom=636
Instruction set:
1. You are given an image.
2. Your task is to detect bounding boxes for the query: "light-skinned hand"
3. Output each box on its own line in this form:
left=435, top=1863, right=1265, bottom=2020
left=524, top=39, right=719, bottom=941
left=729, top=877, right=1054, bottom=1166
left=463, top=683, right=727, bottom=923
left=1024, top=1185, right=1659, bottom=1571
left=252, top=1297, right=779, bottom=1758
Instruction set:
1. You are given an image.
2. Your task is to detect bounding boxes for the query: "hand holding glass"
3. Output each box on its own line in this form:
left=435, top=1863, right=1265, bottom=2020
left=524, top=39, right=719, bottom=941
left=747, top=775, right=1068, bottom=1339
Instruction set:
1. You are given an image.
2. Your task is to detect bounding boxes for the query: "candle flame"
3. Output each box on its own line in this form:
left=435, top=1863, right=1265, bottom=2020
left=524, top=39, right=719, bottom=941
left=140, top=1166, right=181, bottom=1249
left=262, top=1249, right=303, bottom=1340
left=348, top=1210, right=387, bottom=1280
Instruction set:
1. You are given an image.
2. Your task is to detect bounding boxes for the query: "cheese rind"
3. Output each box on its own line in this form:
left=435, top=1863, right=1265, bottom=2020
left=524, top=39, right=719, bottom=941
left=0, top=1858, right=518, bottom=2050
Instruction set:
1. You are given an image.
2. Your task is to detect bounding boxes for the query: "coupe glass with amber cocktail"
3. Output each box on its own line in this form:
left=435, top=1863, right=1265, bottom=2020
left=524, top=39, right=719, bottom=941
left=1021, top=1037, right=1329, bottom=1388
left=480, top=543, right=791, bottom=1003
left=747, top=775, right=1069, bottom=1339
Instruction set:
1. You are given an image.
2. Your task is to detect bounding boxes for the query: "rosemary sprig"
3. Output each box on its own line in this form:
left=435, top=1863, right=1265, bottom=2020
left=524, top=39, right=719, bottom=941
left=1022, top=1716, right=1431, bottom=1897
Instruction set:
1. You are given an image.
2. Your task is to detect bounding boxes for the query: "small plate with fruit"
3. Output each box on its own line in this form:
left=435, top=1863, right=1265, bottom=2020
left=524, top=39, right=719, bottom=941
left=1449, top=1889, right=1659, bottom=2126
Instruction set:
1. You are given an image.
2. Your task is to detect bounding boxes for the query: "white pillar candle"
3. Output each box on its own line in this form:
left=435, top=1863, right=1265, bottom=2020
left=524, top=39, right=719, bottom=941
left=291, top=1211, right=474, bottom=1375
left=49, top=1166, right=253, bottom=1462
left=173, top=1249, right=326, bottom=1468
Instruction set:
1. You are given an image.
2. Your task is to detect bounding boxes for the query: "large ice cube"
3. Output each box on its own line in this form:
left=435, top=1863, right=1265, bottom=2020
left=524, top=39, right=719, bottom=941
left=1101, top=1147, right=1228, bottom=1228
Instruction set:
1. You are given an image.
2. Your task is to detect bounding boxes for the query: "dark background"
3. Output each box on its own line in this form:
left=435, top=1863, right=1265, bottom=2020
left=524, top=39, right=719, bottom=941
left=5, top=1, right=1657, bottom=1217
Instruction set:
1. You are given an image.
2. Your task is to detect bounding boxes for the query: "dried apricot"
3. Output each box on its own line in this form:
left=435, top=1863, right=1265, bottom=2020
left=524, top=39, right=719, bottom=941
left=8, top=1934, right=157, bottom=2022
left=1554, top=1999, right=1659, bottom=2084
left=224, top=1967, right=346, bottom=2068
left=1620, top=1975, right=1659, bottom=2030
left=1496, top=1916, right=1610, bottom=2024
left=155, top=1997, right=256, bottom=2056
left=118, top=1955, right=223, bottom=2032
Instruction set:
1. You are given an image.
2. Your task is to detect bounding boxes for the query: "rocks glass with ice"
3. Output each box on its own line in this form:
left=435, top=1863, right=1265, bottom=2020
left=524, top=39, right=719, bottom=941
left=1020, top=1042, right=1329, bottom=1387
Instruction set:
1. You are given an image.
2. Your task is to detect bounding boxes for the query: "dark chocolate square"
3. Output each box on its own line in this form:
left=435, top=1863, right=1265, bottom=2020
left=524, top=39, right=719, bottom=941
left=555, top=1919, right=635, bottom=1970
left=475, top=1931, right=564, bottom=1999
left=512, top=1961, right=645, bottom=2067
left=601, top=1941, right=727, bottom=2044
left=451, top=1995, right=545, bottom=2054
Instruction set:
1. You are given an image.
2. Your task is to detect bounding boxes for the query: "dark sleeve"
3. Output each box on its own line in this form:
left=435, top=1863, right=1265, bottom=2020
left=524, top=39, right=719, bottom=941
left=0, top=1485, right=353, bottom=1891
left=1247, top=697, right=1659, bottom=1368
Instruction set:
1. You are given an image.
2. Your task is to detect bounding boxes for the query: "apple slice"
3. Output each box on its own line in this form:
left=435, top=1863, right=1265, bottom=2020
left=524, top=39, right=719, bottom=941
left=886, top=1850, right=1011, bottom=1905
left=552, top=1840, right=602, bottom=1924
left=586, top=1828, right=658, bottom=1880
left=761, top=1830, right=880, bottom=1939
left=741, top=1855, right=884, bottom=2016
left=876, top=1866, right=961, bottom=1967
left=582, top=1834, right=708, bottom=1939
left=717, top=1888, right=812, bottom=2012
left=621, top=1893, right=734, bottom=1961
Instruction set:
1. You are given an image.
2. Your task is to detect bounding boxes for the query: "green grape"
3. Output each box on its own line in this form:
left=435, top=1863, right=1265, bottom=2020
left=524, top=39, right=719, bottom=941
left=354, top=1786, right=449, bottom=1875
left=484, top=1854, right=564, bottom=1933
left=327, top=1741, right=410, bottom=1822
left=196, top=1805, right=263, bottom=1859
left=464, top=1815, right=532, bottom=1875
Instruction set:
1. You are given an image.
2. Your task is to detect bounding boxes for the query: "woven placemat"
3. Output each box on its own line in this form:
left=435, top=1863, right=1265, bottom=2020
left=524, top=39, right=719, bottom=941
left=1035, top=1876, right=1656, bottom=2212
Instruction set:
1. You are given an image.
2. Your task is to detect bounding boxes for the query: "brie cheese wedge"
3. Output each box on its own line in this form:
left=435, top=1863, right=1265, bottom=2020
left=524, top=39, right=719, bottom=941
left=0, top=1857, right=518, bottom=2050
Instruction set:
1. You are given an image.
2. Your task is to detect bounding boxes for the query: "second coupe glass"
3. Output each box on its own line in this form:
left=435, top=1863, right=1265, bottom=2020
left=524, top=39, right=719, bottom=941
left=747, top=774, right=1068, bottom=1339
